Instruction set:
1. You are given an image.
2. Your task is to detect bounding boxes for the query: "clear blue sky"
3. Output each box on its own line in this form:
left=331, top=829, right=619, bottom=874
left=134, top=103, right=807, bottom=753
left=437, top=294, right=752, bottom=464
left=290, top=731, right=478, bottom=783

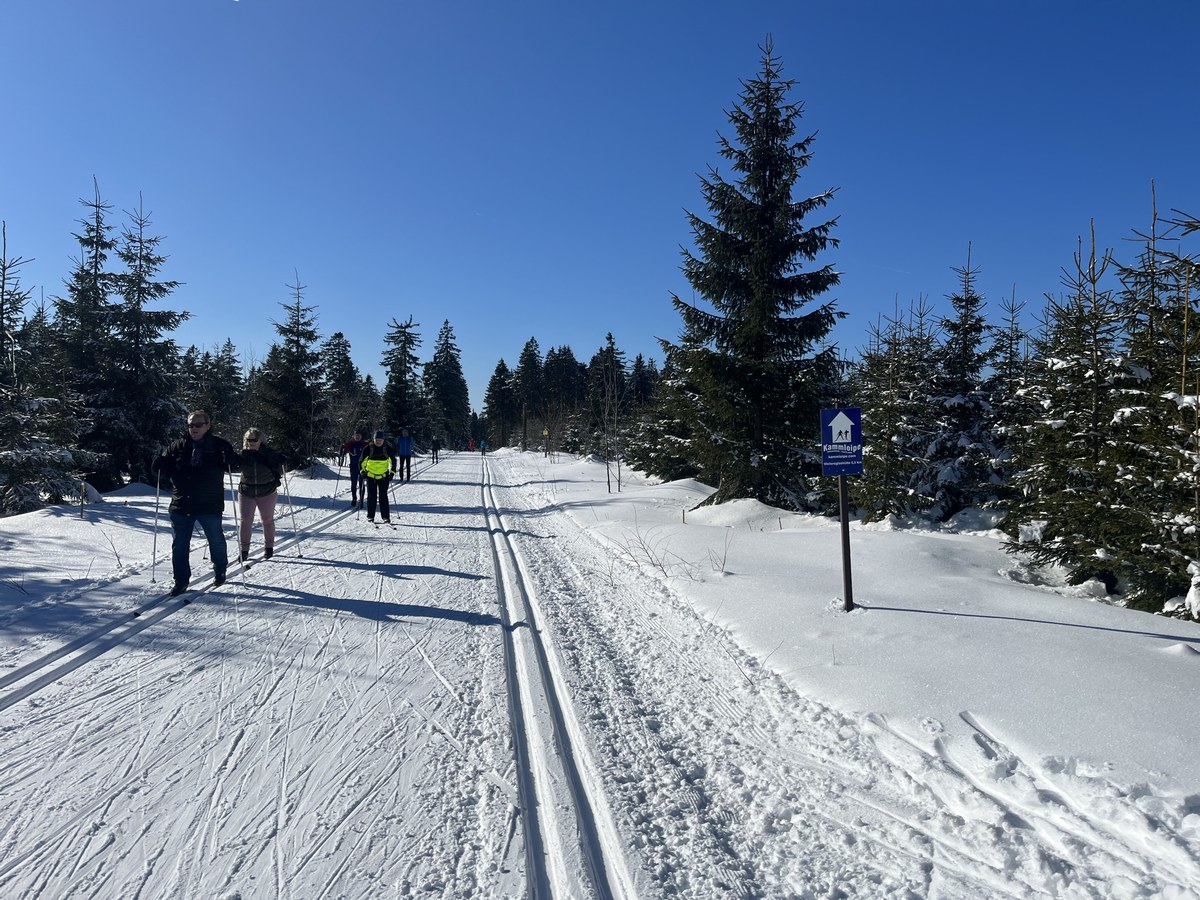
left=3, top=1, right=1197, bottom=411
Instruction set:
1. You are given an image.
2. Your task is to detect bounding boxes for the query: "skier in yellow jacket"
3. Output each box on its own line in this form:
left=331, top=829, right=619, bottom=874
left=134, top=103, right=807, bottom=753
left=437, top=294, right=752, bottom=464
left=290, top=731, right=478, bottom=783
left=360, top=430, right=397, bottom=524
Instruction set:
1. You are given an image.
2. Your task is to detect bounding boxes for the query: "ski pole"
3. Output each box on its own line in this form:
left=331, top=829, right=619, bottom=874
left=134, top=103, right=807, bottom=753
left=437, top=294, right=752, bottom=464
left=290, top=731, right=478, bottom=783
left=151, top=470, right=162, bottom=583
left=333, top=457, right=342, bottom=500
left=228, top=469, right=247, bottom=582
left=281, top=467, right=304, bottom=557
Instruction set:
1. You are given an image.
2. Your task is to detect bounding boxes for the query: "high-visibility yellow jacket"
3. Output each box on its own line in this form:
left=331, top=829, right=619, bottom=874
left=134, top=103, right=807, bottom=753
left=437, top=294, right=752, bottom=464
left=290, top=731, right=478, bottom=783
left=361, top=441, right=396, bottom=479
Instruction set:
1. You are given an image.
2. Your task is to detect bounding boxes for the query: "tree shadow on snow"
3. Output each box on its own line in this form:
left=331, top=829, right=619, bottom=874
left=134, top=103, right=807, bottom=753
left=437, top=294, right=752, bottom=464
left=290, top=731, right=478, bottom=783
left=857, top=603, right=1200, bottom=645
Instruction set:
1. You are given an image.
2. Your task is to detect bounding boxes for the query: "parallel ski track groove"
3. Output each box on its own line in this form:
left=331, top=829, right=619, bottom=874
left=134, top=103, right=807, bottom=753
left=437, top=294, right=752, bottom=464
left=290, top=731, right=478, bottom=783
left=481, top=456, right=619, bottom=900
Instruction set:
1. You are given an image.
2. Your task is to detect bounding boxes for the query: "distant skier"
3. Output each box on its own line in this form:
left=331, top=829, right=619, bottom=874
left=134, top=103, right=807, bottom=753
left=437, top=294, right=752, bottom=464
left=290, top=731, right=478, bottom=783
left=152, top=411, right=240, bottom=596
left=430, top=437, right=442, bottom=463
left=396, top=427, right=415, bottom=482
left=340, top=429, right=369, bottom=508
left=237, top=428, right=283, bottom=562
left=360, top=430, right=397, bottom=524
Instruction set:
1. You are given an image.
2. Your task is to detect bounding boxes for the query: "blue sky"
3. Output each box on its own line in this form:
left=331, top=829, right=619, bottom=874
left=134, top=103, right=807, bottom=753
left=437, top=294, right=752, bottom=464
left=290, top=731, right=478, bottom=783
left=3, top=1, right=1198, bottom=411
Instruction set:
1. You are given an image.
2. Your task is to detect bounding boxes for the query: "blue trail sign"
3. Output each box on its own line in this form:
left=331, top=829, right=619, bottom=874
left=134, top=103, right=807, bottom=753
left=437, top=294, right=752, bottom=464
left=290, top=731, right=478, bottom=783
left=820, top=407, right=863, bottom=476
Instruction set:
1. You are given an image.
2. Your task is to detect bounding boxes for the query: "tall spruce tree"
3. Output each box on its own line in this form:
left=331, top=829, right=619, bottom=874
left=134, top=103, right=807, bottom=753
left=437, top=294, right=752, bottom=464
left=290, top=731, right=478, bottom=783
left=543, top=345, right=587, bottom=452
left=54, top=180, right=119, bottom=487
left=423, top=320, right=470, bottom=445
left=662, top=39, right=842, bottom=508
left=381, top=316, right=422, bottom=435
left=258, top=275, right=325, bottom=467
left=321, top=331, right=365, bottom=449
left=108, top=198, right=187, bottom=484
left=513, top=337, right=544, bottom=450
left=484, top=360, right=517, bottom=449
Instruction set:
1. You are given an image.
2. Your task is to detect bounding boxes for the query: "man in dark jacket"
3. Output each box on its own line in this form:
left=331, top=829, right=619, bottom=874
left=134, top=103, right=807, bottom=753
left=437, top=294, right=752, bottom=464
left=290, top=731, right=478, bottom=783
left=151, top=411, right=240, bottom=596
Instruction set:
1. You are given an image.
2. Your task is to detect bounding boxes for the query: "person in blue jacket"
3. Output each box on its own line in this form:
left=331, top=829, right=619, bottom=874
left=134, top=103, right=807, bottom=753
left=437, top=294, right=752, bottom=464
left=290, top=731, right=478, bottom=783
left=396, top=427, right=415, bottom=482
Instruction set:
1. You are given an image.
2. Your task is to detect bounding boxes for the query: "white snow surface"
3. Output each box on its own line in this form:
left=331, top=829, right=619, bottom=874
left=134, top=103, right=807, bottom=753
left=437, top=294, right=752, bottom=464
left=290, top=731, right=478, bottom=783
left=0, top=448, right=1197, bottom=898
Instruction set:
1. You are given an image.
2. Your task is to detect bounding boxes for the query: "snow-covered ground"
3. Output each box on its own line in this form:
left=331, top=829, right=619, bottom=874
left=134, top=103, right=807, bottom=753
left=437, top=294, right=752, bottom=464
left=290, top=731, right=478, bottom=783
left=0, top=448, right=1197, bottom=898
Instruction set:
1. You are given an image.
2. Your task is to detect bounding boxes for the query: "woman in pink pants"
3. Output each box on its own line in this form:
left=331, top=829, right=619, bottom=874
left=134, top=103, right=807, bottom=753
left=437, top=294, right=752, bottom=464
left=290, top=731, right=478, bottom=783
left=237, top=428, right=284, bottom=561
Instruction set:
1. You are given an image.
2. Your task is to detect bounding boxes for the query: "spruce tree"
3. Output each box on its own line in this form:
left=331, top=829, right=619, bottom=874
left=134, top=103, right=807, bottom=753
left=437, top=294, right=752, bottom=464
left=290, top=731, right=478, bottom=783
left=543, top=345, right=587, bottom=452
left=380, top=316, right=422, bottom=435
left=484, top=360, right=517, bottom=449
left=54, top=180, right=119, bottom=487
left=1110, top=203, right=1200, bottom=608
left=623, top=355, right=700, bottom=482
left=851, top=300, right=940, bottom=521
left=0, top=236, right=100, bottom=513
left=321, top=331, right=365, bottom=448
left=920, top=253, right=1000, bottom=518
left=108, top=198, right=187, bottom=485
left=662, top=38, right=842, bottom=508
left=513, top=337, right=544, bottom=450
left=258, top=276, right=325, bottom=467
left=1004, top=230, right=1130, bottom=593
left=423, top=320, right=470, bottom=445
left=586, top=333, right=628, bottom=472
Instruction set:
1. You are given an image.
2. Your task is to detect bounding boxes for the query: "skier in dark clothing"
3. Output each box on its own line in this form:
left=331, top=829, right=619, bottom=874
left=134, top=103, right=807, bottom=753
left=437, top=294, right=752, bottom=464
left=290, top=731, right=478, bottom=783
left=151, top=411, right=240, bottom=596
left=395, top=428, right=415, bottom=481
left=360, top=430, right=397, bottom=524
left=339, top=430, right=369, bottom=508
left=431, top=437, right=441, bottom=463
left=237, top=427, right=284, bottom=561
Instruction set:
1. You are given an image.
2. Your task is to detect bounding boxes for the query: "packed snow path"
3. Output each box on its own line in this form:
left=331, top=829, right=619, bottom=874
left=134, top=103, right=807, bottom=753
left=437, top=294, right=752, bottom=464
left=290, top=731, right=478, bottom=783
left=0, top=451, right=1196, bottom=898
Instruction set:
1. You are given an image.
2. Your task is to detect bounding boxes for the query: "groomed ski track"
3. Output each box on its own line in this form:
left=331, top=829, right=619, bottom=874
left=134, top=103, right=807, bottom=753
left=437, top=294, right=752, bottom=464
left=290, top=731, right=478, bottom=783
left=2, top=450, right=1195, bottom=898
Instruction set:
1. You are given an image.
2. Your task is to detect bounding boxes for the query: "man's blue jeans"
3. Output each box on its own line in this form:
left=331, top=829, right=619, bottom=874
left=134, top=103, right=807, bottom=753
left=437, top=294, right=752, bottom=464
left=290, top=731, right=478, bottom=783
left=170, top=511, right=228, bottom=586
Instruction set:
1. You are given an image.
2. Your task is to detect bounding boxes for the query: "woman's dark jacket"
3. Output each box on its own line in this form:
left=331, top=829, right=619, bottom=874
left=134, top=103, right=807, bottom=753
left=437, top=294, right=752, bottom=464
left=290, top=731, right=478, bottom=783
left=152, top=434, right=240, bottom=515
left=239, top=444, right=284, bottom=498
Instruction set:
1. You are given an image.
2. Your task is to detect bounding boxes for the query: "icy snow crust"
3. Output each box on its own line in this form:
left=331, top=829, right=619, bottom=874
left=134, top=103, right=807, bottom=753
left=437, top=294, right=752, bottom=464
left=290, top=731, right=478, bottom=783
left=0, top=450, right=1196, bottom=897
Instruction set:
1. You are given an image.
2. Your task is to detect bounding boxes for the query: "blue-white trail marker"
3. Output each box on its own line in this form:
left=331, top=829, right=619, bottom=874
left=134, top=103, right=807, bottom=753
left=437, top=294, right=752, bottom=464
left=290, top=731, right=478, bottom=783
left=820, top=407, right=862, bottom=611
left=821, top=407, right=863, bottom=476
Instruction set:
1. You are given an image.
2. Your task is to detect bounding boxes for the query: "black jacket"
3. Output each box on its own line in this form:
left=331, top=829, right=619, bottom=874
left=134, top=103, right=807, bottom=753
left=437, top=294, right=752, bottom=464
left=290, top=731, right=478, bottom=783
left=152, top=433, right=240, bottom=515
left=238, top=444, right=284, bottom=498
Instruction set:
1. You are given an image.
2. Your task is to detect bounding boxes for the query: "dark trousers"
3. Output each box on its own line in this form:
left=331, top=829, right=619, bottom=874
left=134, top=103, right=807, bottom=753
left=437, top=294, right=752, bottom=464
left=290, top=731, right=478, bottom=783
left=348, top=465, right=362, bottom=500
left=365, top=475, right=391, bottom=520
left=170, top=511, right=227, bottom=586
left=398, top=455, right=412, bottom=480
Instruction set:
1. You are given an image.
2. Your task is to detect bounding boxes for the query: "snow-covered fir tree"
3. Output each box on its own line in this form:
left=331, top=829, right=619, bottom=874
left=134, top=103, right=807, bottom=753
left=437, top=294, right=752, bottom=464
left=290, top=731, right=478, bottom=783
left=919, top=254, right=1001, bottom=518
left=1004, top=230, right=1132, bottom=594
left=851, top=299, right=941, bottom=522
